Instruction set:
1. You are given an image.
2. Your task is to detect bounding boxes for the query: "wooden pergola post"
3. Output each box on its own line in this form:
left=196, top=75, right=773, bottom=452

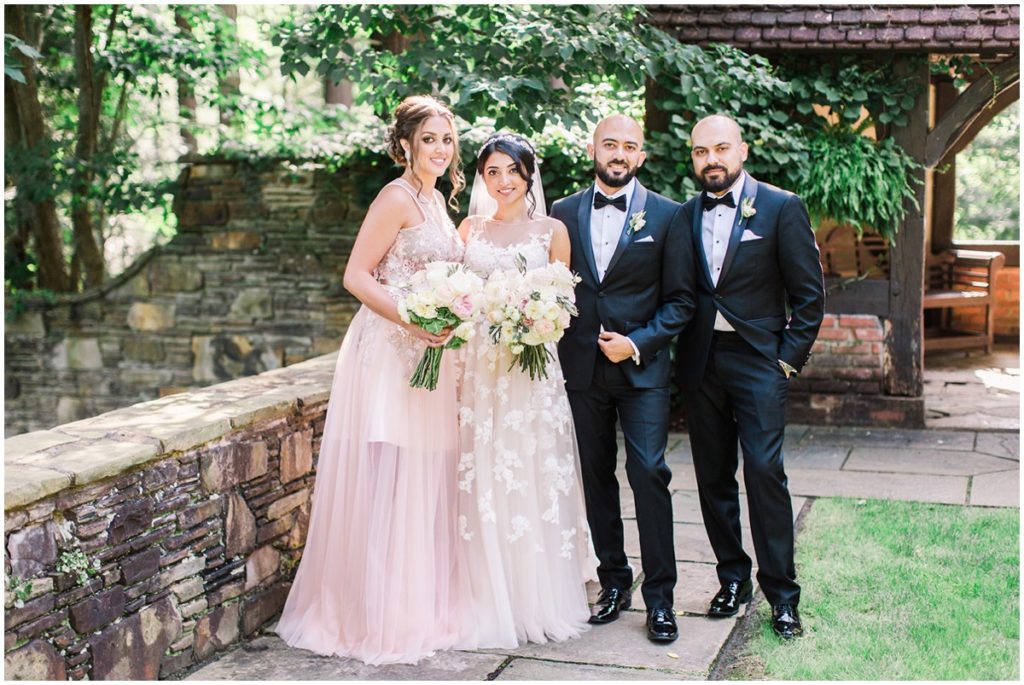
left=883, top=57, right=930, bottom=398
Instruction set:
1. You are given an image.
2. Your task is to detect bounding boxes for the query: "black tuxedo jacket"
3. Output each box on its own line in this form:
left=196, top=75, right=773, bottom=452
left=674, top=173, right=825, bottom=390
left=552, top=181, right=695, bottom=391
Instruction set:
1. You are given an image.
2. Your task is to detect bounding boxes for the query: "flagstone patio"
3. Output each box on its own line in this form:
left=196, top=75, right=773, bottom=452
left=186, top=409, right=1018, bottom=680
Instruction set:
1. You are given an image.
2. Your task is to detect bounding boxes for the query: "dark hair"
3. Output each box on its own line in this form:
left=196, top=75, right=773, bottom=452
left=383, top=95, right=465, bottom=210
left=475, top=133, right=539, bottom=218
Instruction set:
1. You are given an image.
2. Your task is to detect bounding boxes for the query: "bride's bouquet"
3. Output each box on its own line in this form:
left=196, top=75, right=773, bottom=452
left=483, top=256, right=581, bottom=380
left=397, top=261, right=483, bottom=390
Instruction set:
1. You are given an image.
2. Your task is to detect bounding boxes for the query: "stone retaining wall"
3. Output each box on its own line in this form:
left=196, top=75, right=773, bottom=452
left=3, top=354, right=336, bottom=680
left=5, top=160, right=365, bottom=437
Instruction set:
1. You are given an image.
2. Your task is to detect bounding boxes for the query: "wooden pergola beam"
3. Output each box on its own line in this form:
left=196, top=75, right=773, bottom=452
left=884, top=57, right=929, bottom=400
left=926, top=54, right=1020, bottom=168
left=938, top=82, right=1020, bottom=166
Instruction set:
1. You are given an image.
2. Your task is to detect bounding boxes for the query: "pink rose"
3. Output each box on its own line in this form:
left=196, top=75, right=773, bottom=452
left=451, top=295, right=474, bottom=319
left=535, top=319, right=555, bottom=336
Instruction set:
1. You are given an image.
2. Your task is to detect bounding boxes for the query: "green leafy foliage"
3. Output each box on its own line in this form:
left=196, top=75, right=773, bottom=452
left=5, top=4, right=261, bottom=293
left=644, top=41, right=807, bottom=201
left=4, top=32, right=42, bottom=83
left=797, top=132, right=921, bottom=241
left=648, top=48, right=925, bottom=232
left=5, top=574, right=34, bottom=609
left=7, top=4, right=931, bottom=295
left=56, top=549, right=101, bottom=587
left=954, top=101, right=1019, bottom=241
left=273, top=4, right=651, bottom=131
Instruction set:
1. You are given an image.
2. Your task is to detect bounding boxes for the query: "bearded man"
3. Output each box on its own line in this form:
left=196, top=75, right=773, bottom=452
left=551, top=115, right=696, bottom=643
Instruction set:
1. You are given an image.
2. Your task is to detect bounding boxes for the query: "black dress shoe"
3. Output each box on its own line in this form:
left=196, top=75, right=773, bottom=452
left=708, top=579, right=753, bottom=618
left=771, top=604, right=803, bottom=639
left=589, top=587, right=631, bottom=624
left=646, top=608, right=679, bottom=642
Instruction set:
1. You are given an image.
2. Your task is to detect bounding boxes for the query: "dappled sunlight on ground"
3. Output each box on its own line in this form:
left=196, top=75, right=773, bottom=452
left=924, top=343, right=1020, bottom=430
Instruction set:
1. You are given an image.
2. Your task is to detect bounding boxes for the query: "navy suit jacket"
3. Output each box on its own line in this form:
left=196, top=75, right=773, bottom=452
left=552, top=181, right=696, bottom=391
left=674, top=173, right=826, bottom=390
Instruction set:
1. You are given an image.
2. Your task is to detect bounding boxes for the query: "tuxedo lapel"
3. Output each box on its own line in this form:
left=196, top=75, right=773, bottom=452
left=717, top=173, right=759, bottom=285
left=602, top=182, right=648, bottom=281
left=575, top=187, right=600, bottom=284
left=693, top=194, right=715, bottom=288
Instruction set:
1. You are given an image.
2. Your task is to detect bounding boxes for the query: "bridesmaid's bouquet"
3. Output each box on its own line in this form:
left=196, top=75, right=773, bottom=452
left=483, top=256, right=581, bottom=380
left=397, top=261, right=483, bottom=390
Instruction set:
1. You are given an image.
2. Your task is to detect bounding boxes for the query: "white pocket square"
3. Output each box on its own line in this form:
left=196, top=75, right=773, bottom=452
left=740, top=229, right=763, bottom=242
left=634, top=235, right=655, bottom=243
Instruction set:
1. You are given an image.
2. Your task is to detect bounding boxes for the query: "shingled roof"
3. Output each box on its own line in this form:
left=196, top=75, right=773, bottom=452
left=646, top=5, right=1020, bottom=53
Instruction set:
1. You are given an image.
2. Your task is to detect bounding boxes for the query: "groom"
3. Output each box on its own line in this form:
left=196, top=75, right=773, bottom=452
left=674, top=115, right=825, bottom=639
left=552, top=115, right=695, bottom=643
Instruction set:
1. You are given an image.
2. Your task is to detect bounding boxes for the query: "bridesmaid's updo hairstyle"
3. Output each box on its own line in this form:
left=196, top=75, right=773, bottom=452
left=384, top=95, right=465, bottom=210
left=476, top=133, right=539, bottom=218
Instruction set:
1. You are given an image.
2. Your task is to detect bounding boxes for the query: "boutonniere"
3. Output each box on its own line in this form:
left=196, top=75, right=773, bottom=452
left=626, top=210, right=646, bottom=236
left=739, top=197, right=757, bottom=225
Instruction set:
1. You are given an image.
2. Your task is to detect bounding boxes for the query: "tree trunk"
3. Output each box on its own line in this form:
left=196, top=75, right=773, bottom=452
left=324, top=77, right=353, bottom=106
left=175, top=10, right=198, bottom=155
left=5, top=5, right=70, bottom=292
left=218, top=5, right=240, bottom=131
left=5, top=78, right=34, bottom=290
left=71, top=4, right=106, bottom=288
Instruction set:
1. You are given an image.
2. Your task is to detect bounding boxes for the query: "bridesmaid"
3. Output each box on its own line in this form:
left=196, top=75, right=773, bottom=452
left=276, top=96, right=467, bottom=665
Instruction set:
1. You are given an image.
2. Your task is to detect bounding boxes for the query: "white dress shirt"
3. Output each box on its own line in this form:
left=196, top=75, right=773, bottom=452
left=590, top=178, right=635, bottom=281
left=702, top=172, right=746, bottom=332
left=590, top=179, right=641, bottom=364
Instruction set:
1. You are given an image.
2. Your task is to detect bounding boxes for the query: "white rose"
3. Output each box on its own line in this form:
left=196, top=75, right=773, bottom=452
left=454, top=321, right=475, bottom=341
left=447, top=269, right=475, bottom=296
left=523, top=329, right=545, bottom=346
left=412, top=303, right=438, bottom=319
left=524, top=300, right=544, bottom=320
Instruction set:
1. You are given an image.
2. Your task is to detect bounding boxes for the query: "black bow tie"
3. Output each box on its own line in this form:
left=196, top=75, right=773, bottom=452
left=702, top=192, right=736, bottom=211
left=594, top=192, right=627, bottom=212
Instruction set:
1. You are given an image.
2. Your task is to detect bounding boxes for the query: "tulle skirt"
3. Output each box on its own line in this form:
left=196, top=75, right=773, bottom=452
left=454, top=333, right=596, bottom=650
left=276, top=306, right=464, bottom=665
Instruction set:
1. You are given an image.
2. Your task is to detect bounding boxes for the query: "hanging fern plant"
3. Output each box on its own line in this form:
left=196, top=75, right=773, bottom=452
left=797, top=130, right=921, bottom=243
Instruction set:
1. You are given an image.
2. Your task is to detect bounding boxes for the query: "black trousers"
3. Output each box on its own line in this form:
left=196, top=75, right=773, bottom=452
left=567, top=355, right=676, bottom=609
left=683, top=331, right=800, bottom=606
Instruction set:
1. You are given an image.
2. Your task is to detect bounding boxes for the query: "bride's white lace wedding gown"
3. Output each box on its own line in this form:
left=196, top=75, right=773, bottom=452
left=455, top=216, right=596, bottom=649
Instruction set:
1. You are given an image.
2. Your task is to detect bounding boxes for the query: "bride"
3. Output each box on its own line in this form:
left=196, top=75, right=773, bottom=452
left=454, top=133, right=596, bottom=649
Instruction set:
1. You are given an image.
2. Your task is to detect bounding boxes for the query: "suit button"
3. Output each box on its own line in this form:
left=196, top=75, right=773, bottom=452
left=714, top=294, right=722, bottom=300
left=598, top=291, right=606, bottom=298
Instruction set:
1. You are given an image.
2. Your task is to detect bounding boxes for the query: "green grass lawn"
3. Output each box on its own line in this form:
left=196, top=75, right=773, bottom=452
left=731, top=498, right=1019, bottom=680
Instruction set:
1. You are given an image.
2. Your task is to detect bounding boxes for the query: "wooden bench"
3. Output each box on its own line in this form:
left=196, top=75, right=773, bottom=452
left=818, top=224, right=890, bottom=280
left=817, top=225, right=1006, bottom=353
left=923, top=248, right=1005, bottom=353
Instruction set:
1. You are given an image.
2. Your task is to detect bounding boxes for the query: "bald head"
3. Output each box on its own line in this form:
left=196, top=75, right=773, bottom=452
left=593, top=115, right=645, bottom=147
left=691, top=115, right=743, bottom=145
left=690, top=115, right=748, bottom=193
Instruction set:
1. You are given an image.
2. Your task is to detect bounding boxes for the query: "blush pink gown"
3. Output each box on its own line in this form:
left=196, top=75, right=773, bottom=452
left=276, top=178, right=467, bottom=665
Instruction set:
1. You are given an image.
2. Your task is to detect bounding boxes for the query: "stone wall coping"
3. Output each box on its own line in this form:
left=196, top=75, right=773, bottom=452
left=4, top=352, right=338, bottom=511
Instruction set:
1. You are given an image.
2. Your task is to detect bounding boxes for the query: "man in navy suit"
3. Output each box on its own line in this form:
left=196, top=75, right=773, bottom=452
left=552, top=115, right=695, bottom=643
left=674, top=115, right=825, bottom=639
